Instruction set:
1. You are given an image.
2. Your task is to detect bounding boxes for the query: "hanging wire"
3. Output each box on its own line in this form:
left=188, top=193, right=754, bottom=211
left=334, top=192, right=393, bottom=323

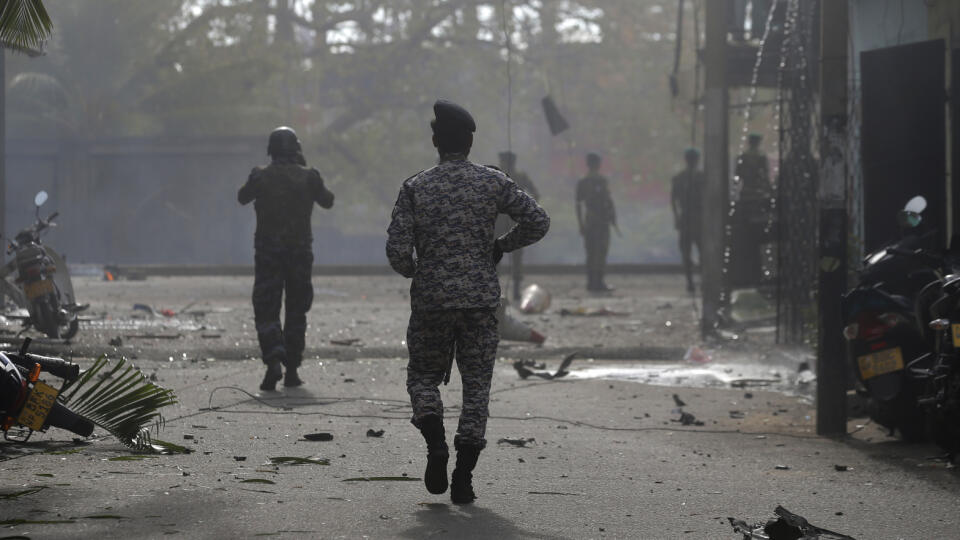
left=691, top=0, right=702, bottom=146
left=500, top=0, right=514, bottom=153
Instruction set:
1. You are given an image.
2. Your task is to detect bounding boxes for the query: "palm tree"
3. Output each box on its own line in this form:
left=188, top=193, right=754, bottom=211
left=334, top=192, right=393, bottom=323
left=0, top=0, right=52, bottom=55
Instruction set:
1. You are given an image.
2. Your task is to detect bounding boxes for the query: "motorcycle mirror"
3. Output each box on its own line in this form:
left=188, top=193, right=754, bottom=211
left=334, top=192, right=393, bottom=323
left=904, top=195, right=926, bottom=214
left=34, top=191, right=48, bottom=208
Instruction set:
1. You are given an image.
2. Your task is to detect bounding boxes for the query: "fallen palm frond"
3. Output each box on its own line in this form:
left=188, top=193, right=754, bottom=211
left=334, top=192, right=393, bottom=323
left=0, top=0, right=52, bottom=54
left=58, top=355, right=178, bottom=452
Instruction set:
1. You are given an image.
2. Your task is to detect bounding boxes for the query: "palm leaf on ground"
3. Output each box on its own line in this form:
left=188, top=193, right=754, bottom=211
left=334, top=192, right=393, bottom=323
left=58, top=356, right=178, bottom=452
left=0, top=0, right=52, bottom=55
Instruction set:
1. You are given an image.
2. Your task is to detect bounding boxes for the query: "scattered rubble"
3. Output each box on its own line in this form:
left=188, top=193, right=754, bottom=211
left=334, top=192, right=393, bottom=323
left=513, top=353, right=577, bottom=380
left=729, top=506, right=855, bottom=539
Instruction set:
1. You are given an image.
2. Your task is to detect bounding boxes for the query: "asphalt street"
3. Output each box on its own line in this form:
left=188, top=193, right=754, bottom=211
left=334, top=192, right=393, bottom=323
left=2, top=274, right=959, bottom=539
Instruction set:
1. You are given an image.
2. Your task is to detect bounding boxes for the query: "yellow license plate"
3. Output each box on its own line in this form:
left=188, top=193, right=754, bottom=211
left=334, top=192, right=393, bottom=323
left=16, top=381, right=59, bottom=431
left=858, top=347, right=904, bottom=380
left=952, top=324, right=960, bottom=348
left=23, top=279, right=53, bottom=300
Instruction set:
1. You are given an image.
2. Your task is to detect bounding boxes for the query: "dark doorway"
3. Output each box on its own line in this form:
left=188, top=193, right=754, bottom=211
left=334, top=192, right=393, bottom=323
left=861, top=39, right=946, bottom=252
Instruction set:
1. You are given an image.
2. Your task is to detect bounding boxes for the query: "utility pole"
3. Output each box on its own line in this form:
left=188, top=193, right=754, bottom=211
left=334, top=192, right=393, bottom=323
left=816, top=1, right=849, bottom=437
left=701, top=0, right=729, bottom=337
left=0, top=49, right=6, bottom=308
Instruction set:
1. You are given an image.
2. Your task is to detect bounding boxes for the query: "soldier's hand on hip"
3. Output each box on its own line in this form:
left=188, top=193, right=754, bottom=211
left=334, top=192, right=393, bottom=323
left=492, top=240, right=505, bottom=265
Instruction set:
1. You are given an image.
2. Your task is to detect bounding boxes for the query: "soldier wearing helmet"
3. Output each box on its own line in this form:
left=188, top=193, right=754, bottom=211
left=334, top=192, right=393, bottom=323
left=238, top=126, right=334, bottom=391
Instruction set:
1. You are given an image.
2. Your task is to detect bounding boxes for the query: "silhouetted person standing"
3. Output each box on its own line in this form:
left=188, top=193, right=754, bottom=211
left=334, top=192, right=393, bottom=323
left=736, top=133, right=771, bottom=202
left=576, top=152, right=616, bottom=292
left=387, top=100, right=549, bottom=504
left=496, top=151, right=539, bottom=301
left=238, top=127, right=334, bottom=391
left=671, top=148, right=704, bottom=293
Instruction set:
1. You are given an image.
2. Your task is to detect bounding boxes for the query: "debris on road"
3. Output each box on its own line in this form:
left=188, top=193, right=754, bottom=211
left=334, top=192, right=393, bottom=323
left=497, top=437, right=535, bottom=447
left=513, top=353, right=577, bottom=380
left=124, top=333, right=183, bottom=340
left=365, top=429, right=384, bottom=438
left=673, top=412, right=704, bottom=426
left=729, top=505, right=855, bottom=540
left=834, top=465, right=851, bottom=472
left=303, top=433, right=334, bottom=441
left=519, top=284, right=551, bottom=314
left=498, top=301, right=547, bottom=344
left=559, top=306, right=630, bottom=317
left=683, top=345, right=713, bottom=364
left=774, top=464, right=791, bottom=470
left=330, top=338, right=362, bottom=346
left=269, top=456, right=330, bottom=466
left=672, top=394, right=687, bottom=407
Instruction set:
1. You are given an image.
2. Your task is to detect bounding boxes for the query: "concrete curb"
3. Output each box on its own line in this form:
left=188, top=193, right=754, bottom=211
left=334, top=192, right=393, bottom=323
left=21, top=342, right=686, bottom=362
left=102, top=263, right=692, bottom=277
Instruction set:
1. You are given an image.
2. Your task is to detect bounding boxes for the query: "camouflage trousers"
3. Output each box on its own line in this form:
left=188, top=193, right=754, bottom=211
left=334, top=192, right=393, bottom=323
left=406, top=308, right=499, bottom=448
left=252, top=242, right=314, bottom=368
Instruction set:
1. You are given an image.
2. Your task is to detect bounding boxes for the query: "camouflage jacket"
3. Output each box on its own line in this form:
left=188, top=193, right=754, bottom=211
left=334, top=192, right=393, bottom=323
left=238, top=162, right=334, bottom=247
left=386, top=156, right=550, bottom=311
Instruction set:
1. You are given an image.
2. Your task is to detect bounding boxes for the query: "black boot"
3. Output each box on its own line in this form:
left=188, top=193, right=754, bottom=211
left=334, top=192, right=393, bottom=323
left=450, top=442, right=482, bottom=504
left=284, top=365, right=304, bottom=387
left=418, top=416, right=449, bottom=495
left=259, top=361, right=283, bottom=392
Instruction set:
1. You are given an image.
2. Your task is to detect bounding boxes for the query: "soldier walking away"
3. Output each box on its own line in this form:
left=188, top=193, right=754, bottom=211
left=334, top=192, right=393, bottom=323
left=576, top=152, right=617, bottom=292
left=496, top=151, right=540, bottom=301
left=671, top=148, right=705, bottom=293
left=386, top=100, right=549, bottom=504
left=238, top=127, right=334, bottom=392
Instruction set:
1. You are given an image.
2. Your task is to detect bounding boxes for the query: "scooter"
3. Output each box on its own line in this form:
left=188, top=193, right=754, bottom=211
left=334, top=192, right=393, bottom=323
left=841, top=196, right=942, bottom=441
left=0, top=191, right=86, bottom=339
left=1, top=340, right=93, bottom=441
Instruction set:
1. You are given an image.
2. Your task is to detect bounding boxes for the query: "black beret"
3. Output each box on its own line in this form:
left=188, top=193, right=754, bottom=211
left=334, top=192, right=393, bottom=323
left=433, top=99, right=476, bottom=133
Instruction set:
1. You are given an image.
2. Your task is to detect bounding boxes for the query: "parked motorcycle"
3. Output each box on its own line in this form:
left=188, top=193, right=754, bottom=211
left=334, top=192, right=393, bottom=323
left=0, top=191, right=86, bottom=339
left=841, top=196, right=942, bottom=441
left=1, top=340, right=94, bottom=441
left=908, top=269, right=960, bottom=457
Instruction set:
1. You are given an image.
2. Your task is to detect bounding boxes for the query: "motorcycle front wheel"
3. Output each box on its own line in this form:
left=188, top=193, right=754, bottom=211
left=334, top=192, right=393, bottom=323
left=44, top=401, right=94, bottom=437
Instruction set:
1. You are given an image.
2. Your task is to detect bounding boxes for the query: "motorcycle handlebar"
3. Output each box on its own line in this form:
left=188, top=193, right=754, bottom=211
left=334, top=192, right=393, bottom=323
left=888, top=247, right=943, bottom=268
left=9, top=353, right=81, bottom=381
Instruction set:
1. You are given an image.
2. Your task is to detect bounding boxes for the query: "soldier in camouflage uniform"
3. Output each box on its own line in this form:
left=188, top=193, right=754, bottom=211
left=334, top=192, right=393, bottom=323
left=495, top=151, right=540, bottom=301
left=386, top=100, right=549, bottom=504
left=238, top=127, right=334, bottom=392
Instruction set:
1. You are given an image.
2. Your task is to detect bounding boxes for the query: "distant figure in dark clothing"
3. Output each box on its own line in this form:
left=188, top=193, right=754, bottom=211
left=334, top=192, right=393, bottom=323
left=736, top=133, right=771, bottom=201
left=671, top=148, right=704, bottom=293
left=576, top=153, right=616, bottom=292
left=238, top=126, right=334, bottom=392
left=496, top=151, right=540, bottom=301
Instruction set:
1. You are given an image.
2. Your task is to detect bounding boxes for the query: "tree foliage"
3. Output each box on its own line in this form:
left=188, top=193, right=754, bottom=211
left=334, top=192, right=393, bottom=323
left=8, top=1, right=699, bottom=262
